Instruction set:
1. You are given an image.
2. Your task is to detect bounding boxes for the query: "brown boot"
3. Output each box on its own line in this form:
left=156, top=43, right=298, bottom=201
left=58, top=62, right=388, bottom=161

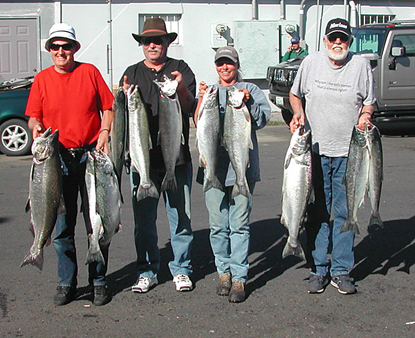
left=216, top=273, right=231, bottom=296
left=228, top=280, right=246, bottom=303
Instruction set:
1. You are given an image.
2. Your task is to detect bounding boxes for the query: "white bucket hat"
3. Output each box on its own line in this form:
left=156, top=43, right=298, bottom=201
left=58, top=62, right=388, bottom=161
left=45, top=23, right=81, bottom=51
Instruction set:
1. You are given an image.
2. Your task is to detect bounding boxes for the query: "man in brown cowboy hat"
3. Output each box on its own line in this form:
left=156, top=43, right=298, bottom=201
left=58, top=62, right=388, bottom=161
left=120, top=17, right=196, bottom=293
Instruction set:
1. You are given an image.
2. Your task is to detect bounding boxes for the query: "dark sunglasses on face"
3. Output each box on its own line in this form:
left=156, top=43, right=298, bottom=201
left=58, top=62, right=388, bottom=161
left=327, top=33, right=349, bottom=43
left=215, top=58, right=236, bottom=67
left=140, top=37, right=164, bottom=46
left=50, top=43, right=74, bottom=51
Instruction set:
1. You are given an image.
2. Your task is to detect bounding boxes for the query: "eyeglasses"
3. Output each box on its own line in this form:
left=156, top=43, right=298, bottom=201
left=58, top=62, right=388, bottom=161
left=327, top=33, right=350, bottom=43
left=50, top=43, right=74, bottom=51
left=140, top=37, right=164, bottom=46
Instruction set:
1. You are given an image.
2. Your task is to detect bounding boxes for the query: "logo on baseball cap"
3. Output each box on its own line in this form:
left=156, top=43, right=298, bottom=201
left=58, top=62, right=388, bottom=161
left=214, top=46, right=239, bottom=64
left=325, top=18, right=351, bottom=37
left=291, top=36, right=300, bottom=44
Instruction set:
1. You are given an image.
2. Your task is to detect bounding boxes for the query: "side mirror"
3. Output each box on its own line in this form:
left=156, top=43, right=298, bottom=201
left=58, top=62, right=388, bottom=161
left=391, top=46, right=405, bottom=57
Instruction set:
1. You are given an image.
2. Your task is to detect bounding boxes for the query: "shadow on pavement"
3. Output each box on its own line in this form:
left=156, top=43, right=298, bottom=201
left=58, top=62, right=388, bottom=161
left=248, top=217, right=308, bottom=296
left=352, top=216, right=415, bottom=281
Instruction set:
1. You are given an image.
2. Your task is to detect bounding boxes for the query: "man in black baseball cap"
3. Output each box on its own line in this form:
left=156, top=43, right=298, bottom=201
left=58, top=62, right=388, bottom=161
left=289, top=16, right=375, bottom=296
left=324, top=18, right=353, bottom=64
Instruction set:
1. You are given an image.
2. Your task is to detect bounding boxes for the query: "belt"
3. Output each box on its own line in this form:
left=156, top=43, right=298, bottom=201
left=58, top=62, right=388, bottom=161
left=60, top=142, right=97, bottom=157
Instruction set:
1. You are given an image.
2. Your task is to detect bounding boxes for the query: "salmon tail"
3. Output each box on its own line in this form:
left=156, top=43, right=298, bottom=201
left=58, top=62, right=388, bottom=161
left=341, top=219, right=360, bottom=235
left=21, top=250, right=44, bottom=271
left=231, top=182, right=250, bottom=199
left=85, top=248, right=105, bottom=265
left=282, top=240, right=305, bottom=261
left=136, top=181, right=159, bottom=202
left=161, top=174, right=177, bottom=192
left=369, top=212, right=383, bottom=228
left=203, top=176, right=223, bottom=193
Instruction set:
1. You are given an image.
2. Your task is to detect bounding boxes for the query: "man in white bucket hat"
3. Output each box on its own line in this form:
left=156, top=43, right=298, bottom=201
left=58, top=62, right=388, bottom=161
left=25, top=22, right=114, bottom=306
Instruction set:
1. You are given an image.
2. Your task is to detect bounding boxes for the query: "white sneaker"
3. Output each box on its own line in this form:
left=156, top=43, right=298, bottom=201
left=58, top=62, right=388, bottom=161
left=132, top=276, right=158, bottom=293
left=173, top=274, right=193, bottom=292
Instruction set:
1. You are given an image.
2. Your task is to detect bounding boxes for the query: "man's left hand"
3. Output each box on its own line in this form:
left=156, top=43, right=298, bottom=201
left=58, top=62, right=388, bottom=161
left=358, top=112, right=372, bottom=130
left=96, top=130, right=110, bottom=155
left=171, top=71, right=183, bottom=85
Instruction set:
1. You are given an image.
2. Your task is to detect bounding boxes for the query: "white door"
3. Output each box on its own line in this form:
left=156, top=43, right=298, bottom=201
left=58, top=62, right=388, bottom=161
left=0, top=18, right=38, bottom=82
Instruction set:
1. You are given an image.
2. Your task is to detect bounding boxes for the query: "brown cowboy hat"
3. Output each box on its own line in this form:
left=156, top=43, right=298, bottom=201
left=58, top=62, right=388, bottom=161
left=132, top=18, right=177, bottom=44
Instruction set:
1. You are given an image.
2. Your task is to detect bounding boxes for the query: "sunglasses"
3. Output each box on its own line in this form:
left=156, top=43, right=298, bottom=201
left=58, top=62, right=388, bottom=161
left=50, top=43, right=74, bottom=51
left=327, top=33, right=349, bottom=43
left=140, top=37, right=164, bottom=46
left=215, top=59, right=237, bottom=67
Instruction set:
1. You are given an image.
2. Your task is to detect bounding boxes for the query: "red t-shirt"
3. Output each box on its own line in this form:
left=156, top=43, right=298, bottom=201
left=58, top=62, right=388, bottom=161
left=25, top=62, right=114, bottom=149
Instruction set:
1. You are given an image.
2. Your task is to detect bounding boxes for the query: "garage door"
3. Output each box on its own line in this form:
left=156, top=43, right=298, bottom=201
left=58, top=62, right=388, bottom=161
left=0, top=18, right=38, bottom=82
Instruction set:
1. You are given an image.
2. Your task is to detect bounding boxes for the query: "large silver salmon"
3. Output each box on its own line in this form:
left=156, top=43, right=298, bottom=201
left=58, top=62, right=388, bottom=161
left=85, top=150, right=121, bottom=265
left=196, top=86, right=222, bottom=193
left=109, top=87, right=126, bottom=185
left=154, top=75, right=184, bottom=192
left=342, top=123, right=383, bottom=234
left=21, top=128, right=65, bottom=270
left=127, top=85, right=158, bottom=201
left=223, top=87, right=253, bottom=199
left=367, top=124, right=383, bottom=228
left=281, top=127, right=312, bottom=260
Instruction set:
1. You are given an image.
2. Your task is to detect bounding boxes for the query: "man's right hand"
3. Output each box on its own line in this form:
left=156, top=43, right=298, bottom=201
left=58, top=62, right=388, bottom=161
left=289, top=115, right=304, bottom=134
left=28, top=117, right=44, bottom=139
left=122, top=75, right=131, bottom=95
left=32, top=124, right=44, bottom=139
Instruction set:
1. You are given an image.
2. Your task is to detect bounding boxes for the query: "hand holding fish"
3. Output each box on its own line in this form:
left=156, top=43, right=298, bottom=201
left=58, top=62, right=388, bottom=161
left=357, top=110, right=372, bottom=130
left=28, top=117, right=45, bottom=140
left=239, top=88, right=250, bottom=103
left=171, top=70, right=184, bottom=85
left=288, top=92, right=305, bottom=134
left=96, top=129, right=110, bottom=155
left=289, top=114, right=305, bottom=134
left=33, top=124, right=45, bottom=140
left=198, top=81, right=208, bottom=98
left=122, top=75, right=131, bottom=95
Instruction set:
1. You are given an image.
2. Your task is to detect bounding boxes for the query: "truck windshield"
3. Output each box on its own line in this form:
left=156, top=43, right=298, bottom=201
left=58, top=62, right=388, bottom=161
left=350, top=28, right=387, bottom=54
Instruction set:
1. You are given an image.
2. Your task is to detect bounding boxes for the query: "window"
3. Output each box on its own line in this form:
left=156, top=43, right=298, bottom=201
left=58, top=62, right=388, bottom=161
left=139, top=14, right=182, bottom=45
left=361, top=14, right=396, bottom=25
left=393, top=35, right=415, bottom=57
left=350, top=28, right=387, bottom=54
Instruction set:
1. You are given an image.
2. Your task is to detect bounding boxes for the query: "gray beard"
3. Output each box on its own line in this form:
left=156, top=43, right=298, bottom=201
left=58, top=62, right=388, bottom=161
left=327, top=46, right=349, bottom=61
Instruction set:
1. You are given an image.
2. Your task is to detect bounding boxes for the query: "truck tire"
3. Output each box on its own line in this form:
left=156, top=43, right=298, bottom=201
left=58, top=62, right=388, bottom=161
left=0, top=118, right=32, bottom=156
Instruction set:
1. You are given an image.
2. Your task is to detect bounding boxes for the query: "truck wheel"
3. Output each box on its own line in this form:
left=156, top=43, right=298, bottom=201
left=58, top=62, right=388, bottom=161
left=281, top=109, right=293, bottom=126
left=0, top=119, right=32, bottom=156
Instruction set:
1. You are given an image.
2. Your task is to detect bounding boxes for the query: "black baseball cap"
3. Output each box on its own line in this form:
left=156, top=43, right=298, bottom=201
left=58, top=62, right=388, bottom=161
left=325, top=18, right=351, bottom=37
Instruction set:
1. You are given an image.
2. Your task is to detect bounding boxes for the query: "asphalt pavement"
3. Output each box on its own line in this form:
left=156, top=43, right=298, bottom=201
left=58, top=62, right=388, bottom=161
left=1, top=125, right=415, bottom=337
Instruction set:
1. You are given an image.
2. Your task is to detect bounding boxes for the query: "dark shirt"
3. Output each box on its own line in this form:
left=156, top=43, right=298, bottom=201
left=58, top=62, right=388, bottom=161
left=121, top=58, right=196, bottom=168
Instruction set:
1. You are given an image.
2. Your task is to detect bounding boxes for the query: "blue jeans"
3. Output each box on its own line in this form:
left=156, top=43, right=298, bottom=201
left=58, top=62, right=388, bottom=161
left=307, top=154, right=355, bottom=277
left=53, top=151, right=108, bottom=288
left=204, top=183, right=255, bottom=283
left=131, top=162, right=193, bottom=279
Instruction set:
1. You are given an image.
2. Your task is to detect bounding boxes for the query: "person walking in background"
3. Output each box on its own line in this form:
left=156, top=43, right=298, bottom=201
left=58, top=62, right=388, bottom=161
left=120, top=18, right=196, bottom=293
left=281, top=36, right=308, bottom=62
left=25, top=23, right=114, bottom=306
left=289, top=18, right=375, bottom=295
left=194, top=46, right=270, bottom=303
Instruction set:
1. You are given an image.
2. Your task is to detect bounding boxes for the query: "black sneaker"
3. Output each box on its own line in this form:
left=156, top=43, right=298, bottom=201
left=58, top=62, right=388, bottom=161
left=53, top=286, right=77, bottom=306
left=307, top=274, right=329, bottom=294
left=93, top=285, right=112, bottom=306
left=331, top=275, right=356, bottom=295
